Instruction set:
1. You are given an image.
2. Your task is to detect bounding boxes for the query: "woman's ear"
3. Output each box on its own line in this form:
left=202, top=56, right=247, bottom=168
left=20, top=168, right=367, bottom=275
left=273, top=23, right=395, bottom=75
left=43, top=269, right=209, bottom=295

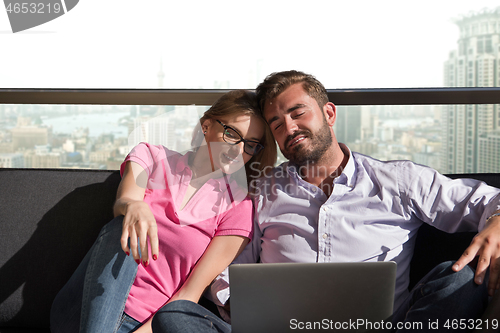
left=201, top=119, right=212, bottom=134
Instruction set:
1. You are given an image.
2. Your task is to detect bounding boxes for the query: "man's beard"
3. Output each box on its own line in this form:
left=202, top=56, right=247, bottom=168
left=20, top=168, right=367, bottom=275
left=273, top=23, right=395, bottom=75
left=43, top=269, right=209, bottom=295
left=283, top=118, right=332, bottom=167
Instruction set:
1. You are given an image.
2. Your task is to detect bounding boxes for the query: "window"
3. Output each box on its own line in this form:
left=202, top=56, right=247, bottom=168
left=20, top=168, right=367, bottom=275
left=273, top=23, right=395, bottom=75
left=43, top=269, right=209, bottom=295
left=1, top=1, right=500, bottom=172
left=478, top=38, right=484, bottom=53
left=0, top=103, right=208, bottom=169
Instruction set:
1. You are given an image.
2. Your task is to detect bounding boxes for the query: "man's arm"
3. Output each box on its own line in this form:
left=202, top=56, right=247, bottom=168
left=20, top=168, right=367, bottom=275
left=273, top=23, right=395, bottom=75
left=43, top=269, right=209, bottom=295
left=453, top=211, right=500, bottom=296
left=399, top=162, right=500, bottom=296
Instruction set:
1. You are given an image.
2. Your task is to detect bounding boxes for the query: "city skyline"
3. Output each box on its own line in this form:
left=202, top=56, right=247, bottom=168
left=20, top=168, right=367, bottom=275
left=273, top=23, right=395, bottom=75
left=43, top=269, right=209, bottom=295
left=1, top=3, right=500, bottom=172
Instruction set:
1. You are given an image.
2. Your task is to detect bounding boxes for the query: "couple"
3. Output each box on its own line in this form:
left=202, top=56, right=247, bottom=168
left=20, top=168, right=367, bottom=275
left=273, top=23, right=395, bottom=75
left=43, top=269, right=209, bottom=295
left=52, top=71, right=500, bottom=332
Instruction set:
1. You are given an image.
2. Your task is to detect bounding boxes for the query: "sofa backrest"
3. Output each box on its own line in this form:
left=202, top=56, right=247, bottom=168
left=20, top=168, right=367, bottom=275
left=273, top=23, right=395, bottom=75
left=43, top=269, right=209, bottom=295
left=0, top=169, right=499, bottom=331
left=0, top=168, right=121, bottom=331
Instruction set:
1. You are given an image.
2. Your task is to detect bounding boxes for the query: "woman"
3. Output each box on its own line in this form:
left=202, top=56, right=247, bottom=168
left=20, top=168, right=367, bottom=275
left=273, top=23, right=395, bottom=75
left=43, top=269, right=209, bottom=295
left=50, top=90, right=277, bottom=333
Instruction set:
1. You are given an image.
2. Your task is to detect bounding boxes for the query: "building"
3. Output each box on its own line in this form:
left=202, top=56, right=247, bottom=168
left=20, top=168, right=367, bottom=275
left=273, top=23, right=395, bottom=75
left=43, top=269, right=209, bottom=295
left=0, top=153, right=24, bottom=168
left=24, top=151, right=63, bottom=168
left=478, top=130, right=500, bottom=172
left=335, top=106, right=362, bottom=145
left=442, top=7, right=500, bottom=173
left=23, top=145, right=64, bottom=168
left=129, top=115, right=175, bottom=150
left=11, top=126, right=52, bottom=151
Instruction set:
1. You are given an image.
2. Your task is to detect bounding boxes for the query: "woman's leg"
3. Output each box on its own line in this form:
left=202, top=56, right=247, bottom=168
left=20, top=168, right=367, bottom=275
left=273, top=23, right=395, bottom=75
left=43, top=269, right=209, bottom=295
left=115, top=312, right=143, bottom=333
left=51, top=216, right=138, bottom=333
left=50, top=232, right=92, bottom=333
left=152, top=300, right=231, bottom=333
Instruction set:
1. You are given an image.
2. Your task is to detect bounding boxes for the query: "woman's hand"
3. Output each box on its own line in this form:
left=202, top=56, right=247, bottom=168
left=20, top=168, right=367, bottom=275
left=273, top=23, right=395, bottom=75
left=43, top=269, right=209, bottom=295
left=114, top=161, right=159, bottom=266
left=121, top=200, right=159, bottom=266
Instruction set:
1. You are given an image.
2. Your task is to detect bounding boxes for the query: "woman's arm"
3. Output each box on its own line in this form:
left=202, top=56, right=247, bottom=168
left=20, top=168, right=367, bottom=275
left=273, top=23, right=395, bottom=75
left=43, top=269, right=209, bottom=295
left=134, top=234, right=249, bottom=333
left=171, top=235, right=250, bottom=303
left=114, top=161, right=159, bottom=266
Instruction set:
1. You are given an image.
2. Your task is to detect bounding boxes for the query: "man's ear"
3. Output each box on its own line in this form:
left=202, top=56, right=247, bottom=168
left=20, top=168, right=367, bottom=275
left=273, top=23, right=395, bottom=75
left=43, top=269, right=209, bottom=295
left=324, top=102, right=336, bottom=126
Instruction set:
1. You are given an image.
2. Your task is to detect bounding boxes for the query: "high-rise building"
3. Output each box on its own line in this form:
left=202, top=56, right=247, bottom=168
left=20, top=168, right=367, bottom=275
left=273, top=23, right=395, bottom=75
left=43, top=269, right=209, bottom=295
left=335, top=106, right=362, bottom=145
left=129, top=115, right=175, bottom=150
left=478, top=130, right=500, bottom=172
left=442, top=7, right=500, bottom=173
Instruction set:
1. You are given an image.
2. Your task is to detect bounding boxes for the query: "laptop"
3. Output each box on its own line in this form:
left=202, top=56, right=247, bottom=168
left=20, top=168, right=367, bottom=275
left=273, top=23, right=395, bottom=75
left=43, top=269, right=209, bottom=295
left=229, top=262, right=397, bottom=333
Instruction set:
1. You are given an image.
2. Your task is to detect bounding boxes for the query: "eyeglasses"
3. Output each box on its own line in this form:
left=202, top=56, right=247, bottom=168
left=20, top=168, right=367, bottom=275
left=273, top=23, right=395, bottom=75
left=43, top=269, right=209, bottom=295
left=216, top=120, right=264, bottom=156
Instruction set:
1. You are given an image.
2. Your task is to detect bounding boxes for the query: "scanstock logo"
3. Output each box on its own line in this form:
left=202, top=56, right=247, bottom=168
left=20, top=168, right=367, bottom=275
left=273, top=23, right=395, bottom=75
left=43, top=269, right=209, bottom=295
left=3, top=0, right=79, bottom=33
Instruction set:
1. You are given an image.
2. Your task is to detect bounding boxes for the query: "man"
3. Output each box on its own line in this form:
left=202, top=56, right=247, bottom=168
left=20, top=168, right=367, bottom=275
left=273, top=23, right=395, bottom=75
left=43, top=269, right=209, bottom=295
left=152, top=71, right=500, bottom=332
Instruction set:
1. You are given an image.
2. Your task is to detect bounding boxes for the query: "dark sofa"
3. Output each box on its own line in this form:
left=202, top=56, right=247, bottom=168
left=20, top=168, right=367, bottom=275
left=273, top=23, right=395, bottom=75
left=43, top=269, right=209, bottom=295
left=0, top=168, right=499, bottom=332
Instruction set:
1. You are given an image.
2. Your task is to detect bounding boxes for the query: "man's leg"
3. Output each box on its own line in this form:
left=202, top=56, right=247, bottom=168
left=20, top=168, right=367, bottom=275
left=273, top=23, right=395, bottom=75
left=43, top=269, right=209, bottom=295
left=392, top=261, right=488, bottom=332
left=152, top=300, right=231, bottom=333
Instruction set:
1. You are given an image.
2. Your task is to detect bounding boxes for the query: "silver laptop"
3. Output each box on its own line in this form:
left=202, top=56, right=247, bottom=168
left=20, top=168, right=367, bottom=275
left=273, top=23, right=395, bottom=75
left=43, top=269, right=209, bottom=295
left=229, top=262, right=397, bottom=333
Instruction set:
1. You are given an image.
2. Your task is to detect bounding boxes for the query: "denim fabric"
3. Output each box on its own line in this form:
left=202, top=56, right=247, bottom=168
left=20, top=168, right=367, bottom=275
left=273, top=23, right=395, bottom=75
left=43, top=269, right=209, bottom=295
left=50, top=216, right=138, bottom=333
left=391, top=261, right=488, bottom=332
left=116, top=312, right=143, bottom=333
left=152, top=300, right=231, bottom=333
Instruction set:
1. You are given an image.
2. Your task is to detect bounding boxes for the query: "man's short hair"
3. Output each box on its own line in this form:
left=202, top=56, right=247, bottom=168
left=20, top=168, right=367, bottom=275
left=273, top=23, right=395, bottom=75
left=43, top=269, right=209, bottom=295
left=255, top=70, right=329, bottom=112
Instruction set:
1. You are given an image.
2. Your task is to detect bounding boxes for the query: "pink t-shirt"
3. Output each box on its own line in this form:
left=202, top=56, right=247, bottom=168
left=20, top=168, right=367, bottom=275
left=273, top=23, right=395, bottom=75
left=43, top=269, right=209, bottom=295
left=120, top=143, right=253, bottom=322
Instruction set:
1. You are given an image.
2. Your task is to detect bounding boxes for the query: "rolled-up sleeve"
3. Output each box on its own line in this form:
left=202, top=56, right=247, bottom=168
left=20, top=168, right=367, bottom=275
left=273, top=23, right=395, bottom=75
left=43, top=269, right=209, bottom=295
left=399, top=161, right=500, bottom=232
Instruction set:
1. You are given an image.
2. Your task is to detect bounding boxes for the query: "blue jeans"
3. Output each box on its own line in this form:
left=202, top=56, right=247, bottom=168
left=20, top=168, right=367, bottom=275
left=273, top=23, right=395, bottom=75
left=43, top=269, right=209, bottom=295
left=50, top=216, right=140, bottom=333
left=150, top=261, right=488, bottom=333
left=152, top=300, right=231, bottom=333
left=391, top=261, right=488, bottom=332
left=116, top=313, right=143, bottom=333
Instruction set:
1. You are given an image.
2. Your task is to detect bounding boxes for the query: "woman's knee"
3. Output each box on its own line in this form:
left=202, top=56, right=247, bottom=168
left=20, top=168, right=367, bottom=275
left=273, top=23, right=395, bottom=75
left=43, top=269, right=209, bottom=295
left=152, top=301, right=194, bottom=332
left=98, top=215, right=124, bottom=238
left=152, top=300, right=226, bottom=333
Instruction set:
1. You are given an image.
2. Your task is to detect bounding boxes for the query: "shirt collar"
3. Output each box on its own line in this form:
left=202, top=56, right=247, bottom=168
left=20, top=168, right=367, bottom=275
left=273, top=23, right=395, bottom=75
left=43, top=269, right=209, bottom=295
left=337, top=143, right=356, bottom=188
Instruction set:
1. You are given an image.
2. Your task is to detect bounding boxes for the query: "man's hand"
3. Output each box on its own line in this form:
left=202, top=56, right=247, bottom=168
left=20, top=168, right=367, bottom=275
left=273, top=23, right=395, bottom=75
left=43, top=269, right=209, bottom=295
left=453, top=214, right=500, bottom=296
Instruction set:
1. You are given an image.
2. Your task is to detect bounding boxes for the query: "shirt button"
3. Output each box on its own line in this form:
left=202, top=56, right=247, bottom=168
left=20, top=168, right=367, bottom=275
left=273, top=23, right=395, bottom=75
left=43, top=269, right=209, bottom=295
left=323, top=206, right=328, bottom=211
left=322, top=233, right=328, bottom=239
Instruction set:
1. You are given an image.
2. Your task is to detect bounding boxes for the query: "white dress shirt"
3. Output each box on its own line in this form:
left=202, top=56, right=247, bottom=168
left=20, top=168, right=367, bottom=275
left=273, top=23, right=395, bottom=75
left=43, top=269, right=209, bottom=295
left=209, top=144, right=500, bottom=313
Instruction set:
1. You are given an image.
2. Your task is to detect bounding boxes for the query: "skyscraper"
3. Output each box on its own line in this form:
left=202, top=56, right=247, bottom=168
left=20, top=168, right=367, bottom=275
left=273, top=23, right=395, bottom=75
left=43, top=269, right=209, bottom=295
left=158, top=58, right=165, bottom=88
left=442, top=7, right=500, bottom=173
left=335, top=106, right=363, bottom=145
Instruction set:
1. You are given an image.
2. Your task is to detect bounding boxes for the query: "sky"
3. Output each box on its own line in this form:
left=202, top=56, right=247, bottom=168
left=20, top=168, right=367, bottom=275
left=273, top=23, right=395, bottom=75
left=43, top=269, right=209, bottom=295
left=1, top=0, right=499, bottom=90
